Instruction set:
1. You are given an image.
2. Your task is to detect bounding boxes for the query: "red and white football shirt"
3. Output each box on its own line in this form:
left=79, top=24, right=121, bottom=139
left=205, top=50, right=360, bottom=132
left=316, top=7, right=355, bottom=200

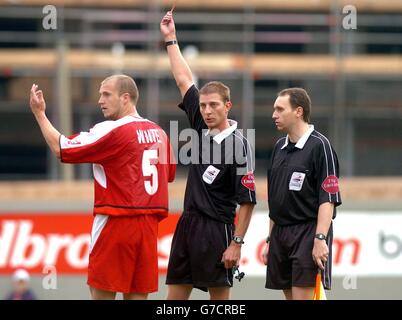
left=60, top=115, right=176, bottom=219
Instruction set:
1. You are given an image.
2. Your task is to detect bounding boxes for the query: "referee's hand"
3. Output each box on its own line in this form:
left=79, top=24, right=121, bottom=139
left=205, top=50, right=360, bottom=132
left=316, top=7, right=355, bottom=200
left=221, top=243, right=241, bottom=269
left=262, top=243, right=269, bottom=265
left=160, top=11, right=176, bottom=41
left=312, top=239, right=329, bottom=270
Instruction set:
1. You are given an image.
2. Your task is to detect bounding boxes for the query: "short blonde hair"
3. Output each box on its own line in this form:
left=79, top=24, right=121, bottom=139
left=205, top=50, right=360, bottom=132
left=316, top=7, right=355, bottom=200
left=199, top=81, right=231, bottom=103
left=102, top=74, right=139, bottom=105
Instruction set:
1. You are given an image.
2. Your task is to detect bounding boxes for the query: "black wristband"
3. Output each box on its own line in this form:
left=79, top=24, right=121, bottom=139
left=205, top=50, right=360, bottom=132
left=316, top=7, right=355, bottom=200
left=266, top=236, right=270, bottom=243
left=165, top=40, right=178, bottom=48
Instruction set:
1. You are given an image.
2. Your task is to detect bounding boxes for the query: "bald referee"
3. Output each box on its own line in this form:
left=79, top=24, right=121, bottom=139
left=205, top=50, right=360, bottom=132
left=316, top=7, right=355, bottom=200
left=263, top=88, right=341, bottom=300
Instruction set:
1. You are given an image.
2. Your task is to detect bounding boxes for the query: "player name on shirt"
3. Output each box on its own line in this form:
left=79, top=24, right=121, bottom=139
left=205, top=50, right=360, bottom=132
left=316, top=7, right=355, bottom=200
left=137, top=129, right=161, bottom=144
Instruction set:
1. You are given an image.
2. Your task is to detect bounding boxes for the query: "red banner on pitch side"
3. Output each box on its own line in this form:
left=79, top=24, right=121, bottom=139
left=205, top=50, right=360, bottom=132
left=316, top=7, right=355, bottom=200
left=0, top=213, right=181, bottom=275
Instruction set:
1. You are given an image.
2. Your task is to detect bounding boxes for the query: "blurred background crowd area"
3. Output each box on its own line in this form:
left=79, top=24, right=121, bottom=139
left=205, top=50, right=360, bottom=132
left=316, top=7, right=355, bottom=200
left=0, top=0, right=401, bottom=183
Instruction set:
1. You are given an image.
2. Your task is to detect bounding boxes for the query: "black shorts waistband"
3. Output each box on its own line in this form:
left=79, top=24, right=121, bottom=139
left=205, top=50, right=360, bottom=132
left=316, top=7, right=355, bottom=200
left=183, top=210, right=234, bottom=225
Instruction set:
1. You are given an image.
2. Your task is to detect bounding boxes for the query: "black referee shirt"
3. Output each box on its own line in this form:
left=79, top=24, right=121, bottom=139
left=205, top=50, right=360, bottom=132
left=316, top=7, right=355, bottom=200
left=178, top=85, right=256, bottom=224
left=268, top=125, right=341, bottom=226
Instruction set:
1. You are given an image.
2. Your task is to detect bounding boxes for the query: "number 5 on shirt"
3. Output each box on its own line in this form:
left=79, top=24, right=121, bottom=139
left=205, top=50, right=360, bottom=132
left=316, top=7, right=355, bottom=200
left=142, top=149, right=158, bottom=195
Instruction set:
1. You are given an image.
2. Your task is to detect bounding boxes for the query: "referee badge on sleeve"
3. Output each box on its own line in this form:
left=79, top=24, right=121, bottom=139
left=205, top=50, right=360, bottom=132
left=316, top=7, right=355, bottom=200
left=289, top=172, right=306, bottom=191
left=322, top=175, right=340, bottom=194
left=241, top=172, right=255, bottom=191
left=202, top=165, right=221, bottom=184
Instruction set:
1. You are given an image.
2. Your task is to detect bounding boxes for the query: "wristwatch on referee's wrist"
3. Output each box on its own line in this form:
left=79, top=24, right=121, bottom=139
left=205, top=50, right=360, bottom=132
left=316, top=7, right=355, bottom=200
left=232, top=235, right=244, bottom=245
left=315, top=233, right=327, bottom=241
left=266, top=236, right=270, bottom=243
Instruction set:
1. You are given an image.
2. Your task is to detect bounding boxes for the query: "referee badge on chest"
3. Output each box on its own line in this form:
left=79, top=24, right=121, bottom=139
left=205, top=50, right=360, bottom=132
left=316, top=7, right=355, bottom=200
left=289, top=172, right=306, bottom=191
left=202, top=165, right=221, bottom=184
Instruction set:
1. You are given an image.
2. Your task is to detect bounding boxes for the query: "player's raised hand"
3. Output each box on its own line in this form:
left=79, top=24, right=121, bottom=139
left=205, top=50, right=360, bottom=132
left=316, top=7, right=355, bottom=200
left=160, top=11, right=176, bottom=40
left=30, top=84, right=46, bottom=115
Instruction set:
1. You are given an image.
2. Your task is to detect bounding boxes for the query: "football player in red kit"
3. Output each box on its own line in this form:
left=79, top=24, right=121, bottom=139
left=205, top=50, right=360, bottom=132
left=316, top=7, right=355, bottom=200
left=29, top=74, right=176, bottom=300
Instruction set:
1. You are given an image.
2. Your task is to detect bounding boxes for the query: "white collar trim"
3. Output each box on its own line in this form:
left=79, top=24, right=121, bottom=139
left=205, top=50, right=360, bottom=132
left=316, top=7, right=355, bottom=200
left=205, top=120, right=238, bottom=144
left=281, top=125, right=314, bottom=150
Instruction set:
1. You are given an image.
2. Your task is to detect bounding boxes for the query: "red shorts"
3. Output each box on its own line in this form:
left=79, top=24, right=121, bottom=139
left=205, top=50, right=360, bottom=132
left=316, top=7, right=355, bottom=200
left=87, top=214, right=159, bottom=293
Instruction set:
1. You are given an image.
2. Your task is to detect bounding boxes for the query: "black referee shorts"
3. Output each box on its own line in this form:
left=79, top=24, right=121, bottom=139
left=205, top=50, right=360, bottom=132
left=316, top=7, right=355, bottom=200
left=265, top=221, right=333, bottom=290
left=166, top=212, right=234, bottom=292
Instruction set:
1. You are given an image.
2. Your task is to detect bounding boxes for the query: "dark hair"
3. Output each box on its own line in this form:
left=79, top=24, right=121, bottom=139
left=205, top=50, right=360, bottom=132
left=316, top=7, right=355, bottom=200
left=278, top=87, right=311, bottom=122
left=102, top=74, right=139, bottom=105
left=199, top=81, right=231, bottom=103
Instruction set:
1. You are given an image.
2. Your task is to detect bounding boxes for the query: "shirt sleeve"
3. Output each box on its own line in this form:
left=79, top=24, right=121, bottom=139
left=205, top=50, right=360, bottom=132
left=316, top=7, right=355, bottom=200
left=266, top=141, right=279, bottom=202
left=234, top=136, right=257, bottom=205
left=314, top=140, right=342, bottom=207
left=178, top=85, right=207, bottom=132
left=60, top=122, right=126, bottom=164
left=167, top=140, right=176, bottom=183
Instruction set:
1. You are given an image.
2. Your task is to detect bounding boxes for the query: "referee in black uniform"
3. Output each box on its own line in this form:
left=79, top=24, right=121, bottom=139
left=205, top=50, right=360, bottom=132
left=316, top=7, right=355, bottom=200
left=161, top=12, right=256, bottom=300
left=263, top=88, right=341, bottom=300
